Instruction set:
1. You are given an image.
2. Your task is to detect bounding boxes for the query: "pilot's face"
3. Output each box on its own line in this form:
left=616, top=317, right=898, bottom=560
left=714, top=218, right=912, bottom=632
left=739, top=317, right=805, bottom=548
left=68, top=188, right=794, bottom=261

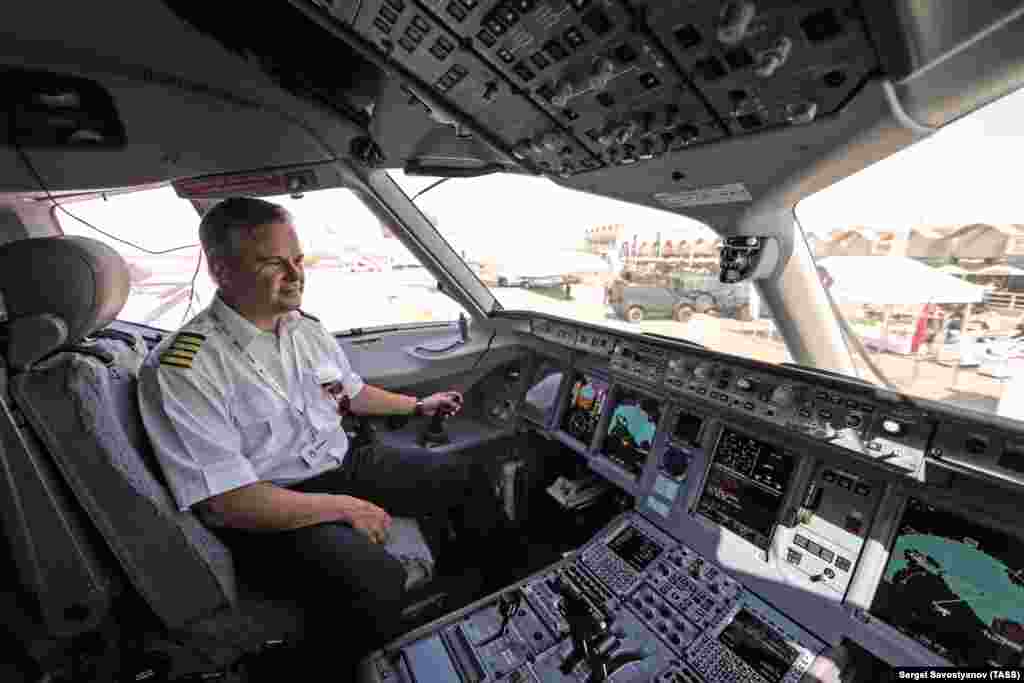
left=220, top=219, right=305, bottom=319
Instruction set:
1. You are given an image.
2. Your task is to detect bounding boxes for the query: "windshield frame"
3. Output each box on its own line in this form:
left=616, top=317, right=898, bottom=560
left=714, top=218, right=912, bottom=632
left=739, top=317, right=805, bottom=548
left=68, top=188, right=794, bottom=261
left=365, top=168, right=499, bottom=319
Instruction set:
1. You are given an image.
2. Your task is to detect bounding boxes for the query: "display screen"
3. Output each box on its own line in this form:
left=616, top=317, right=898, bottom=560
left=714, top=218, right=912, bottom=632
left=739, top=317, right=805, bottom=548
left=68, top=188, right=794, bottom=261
left=871, top=498, right=1024, bottom=667
left=522, top=363, right=563, bottom=424
left=560, top=373, right=609, bottom=446
left=673, top=411, right=703, bottom=447
left=719, top=609, right=800, bottom=683
left=696, top=429, right=796, bottom=550
left=600, top=389, right=662, bottom=476
left=607, top=525, right=663, bottom=572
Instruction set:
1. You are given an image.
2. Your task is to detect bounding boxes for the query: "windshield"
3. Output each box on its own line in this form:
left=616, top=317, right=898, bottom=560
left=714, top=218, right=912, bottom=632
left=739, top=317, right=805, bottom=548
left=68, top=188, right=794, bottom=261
left=796, top=87, right=1024, bottom=424
left=392, top=171, right=783, bottom=366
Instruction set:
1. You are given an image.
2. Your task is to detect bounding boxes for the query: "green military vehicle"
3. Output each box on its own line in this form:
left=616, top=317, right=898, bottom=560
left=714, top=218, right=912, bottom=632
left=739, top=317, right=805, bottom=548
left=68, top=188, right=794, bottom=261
left=607, top=271, right=753, bottom=323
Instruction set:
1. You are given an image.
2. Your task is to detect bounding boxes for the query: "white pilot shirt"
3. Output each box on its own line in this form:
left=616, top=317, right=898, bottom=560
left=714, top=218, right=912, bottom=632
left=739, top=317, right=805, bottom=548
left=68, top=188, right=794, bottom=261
left=138, top=295, right=364, bottom=512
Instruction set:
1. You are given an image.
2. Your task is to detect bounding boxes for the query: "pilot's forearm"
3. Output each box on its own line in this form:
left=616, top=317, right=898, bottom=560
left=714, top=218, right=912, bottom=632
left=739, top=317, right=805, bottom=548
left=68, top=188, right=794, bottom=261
left=348, top=384, right=417, bottom=416
left=198, top=481, right=350, bottom=531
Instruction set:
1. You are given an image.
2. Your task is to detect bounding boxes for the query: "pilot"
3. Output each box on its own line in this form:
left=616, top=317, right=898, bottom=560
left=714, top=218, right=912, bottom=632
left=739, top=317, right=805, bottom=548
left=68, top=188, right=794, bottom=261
left=137, top=197, right=512, bottom=663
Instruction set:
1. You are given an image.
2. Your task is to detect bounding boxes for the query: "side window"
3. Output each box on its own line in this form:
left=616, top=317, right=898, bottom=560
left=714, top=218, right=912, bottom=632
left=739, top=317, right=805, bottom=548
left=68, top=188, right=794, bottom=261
left=56, top=186, right=467, bottom=331
left=56, top=187, right=213, bottom=330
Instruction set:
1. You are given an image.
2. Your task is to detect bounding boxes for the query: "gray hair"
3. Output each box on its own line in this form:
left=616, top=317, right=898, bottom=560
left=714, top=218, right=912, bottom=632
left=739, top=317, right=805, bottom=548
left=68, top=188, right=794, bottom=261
left=198, top=197, right=290, bottom=263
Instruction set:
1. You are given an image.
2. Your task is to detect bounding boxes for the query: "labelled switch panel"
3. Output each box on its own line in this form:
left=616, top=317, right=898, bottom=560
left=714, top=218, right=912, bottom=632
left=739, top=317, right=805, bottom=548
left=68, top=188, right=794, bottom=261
left=779, top=462, right=883, bottom=600
left=332, top=0, right=881, bottom=176
left=635, top=0, right=877, bottom=133
left=351, top=0, right=564, bottom=159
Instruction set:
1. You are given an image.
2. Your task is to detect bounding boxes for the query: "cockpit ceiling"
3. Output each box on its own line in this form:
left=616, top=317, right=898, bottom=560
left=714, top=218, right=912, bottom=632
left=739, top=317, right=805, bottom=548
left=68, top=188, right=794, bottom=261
left=1, top=2, right=1023, bottom=220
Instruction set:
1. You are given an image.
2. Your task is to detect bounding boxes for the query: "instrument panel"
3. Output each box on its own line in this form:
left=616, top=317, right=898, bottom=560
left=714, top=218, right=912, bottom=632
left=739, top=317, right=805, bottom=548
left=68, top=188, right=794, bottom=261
left=517, top=315, right=1024, bottom=673
left=359, top=315, right=1024, bottom=680
left=324, top=0, right=888, bottom=177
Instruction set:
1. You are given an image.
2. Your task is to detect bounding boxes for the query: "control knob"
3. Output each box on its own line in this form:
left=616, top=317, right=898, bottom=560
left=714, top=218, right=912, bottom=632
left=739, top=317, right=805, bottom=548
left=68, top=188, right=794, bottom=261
left=615, top=120, right=639, bottom=145
left=693, top=363, right=715, bottom=382
left=589, top=57, right=616, bottom=91
left=550, top=79, right=575, bottom=108
left=770, top=384, right=799, bottom=407
left=637, top=138, right=657, bottom=160
left=736, top=377, right=755, bottom=392
left=538, top=131, right=564, bottom=153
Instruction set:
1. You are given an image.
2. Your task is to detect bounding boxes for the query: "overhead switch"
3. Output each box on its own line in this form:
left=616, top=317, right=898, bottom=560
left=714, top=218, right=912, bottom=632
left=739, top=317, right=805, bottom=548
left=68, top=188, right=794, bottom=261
left=716, top=1, right=756, bottom=45
left=550, top=79, right=575, bottom=107
left=589, top=57, right=616, bottom=91
left=754, top=37, right=792, bottom=77
left=785, top=101, right=817, bottom=125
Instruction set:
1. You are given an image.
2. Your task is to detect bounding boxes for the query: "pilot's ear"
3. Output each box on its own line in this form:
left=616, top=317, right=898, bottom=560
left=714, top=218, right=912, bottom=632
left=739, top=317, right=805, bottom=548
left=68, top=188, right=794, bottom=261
left=208, top=255, right=231, bottom=287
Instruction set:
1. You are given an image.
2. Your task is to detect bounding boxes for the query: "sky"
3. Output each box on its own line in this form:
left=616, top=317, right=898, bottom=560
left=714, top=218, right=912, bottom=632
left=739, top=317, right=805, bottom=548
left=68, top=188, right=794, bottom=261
left=59, top=84, right=1024, bottom=262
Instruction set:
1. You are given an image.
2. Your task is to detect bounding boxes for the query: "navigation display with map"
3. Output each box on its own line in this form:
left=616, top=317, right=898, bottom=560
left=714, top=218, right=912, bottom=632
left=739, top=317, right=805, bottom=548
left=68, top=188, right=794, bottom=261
left=600, top=388, right=662, bottom=477
left=871, top=498, right=1024, bottom=667
left=560, top=373, right=609, bottom=446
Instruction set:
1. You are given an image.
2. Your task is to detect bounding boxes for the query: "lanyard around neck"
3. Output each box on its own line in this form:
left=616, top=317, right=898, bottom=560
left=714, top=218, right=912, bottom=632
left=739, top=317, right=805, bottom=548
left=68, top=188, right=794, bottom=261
left=209, top=309, right=308, bottom=420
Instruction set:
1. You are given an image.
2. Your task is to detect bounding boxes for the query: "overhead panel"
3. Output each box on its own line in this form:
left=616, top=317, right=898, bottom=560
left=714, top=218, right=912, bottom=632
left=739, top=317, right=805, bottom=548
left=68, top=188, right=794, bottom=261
left=330, top=0, right=881, bottom=177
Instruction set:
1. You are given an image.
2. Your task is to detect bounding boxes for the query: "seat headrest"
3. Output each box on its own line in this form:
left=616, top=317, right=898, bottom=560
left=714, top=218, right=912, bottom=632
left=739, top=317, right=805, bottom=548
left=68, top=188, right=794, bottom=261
left=0, top=236, right=130, bottom=370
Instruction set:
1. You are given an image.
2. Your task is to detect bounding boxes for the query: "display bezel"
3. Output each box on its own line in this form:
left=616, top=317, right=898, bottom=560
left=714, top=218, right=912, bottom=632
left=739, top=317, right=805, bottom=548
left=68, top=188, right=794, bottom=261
left=694, top=426, right=796, bottom=553
left=597, top=384, right=665, bottom=479
left=868, top=496, right=1024, bottom=668
left=555, top=370, right=612, bottom=452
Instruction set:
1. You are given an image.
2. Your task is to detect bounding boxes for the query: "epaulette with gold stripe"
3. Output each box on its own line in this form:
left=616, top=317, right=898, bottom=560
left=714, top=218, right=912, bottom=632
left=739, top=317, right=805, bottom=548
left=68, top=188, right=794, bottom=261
left=159, top=331, right=206, bottom=369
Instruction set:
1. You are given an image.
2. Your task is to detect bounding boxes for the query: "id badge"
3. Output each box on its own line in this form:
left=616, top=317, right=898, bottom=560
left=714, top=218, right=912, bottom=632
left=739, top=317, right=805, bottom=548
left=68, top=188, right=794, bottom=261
left=301, top=438, right=332, bottom=467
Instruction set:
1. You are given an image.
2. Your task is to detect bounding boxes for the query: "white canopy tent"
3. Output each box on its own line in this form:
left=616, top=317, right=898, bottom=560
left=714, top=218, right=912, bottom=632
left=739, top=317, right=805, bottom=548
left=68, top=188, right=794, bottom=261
left=817, top=256, right=986, bottom=304
left=818, top=257, right=989, bottom=386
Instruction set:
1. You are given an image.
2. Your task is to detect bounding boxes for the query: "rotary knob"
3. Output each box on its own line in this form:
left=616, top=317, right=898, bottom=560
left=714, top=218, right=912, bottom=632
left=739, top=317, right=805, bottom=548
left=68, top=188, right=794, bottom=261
left=550, top=79, right=575, bottom=108
left=538, top=131, right=564, bottom=153
left=771, top=384, right=798, bottom=407
left=693, top=363, right=715, bottom=381
left=589, top=57, right=616, bottom=91
left=736, top=377, right=754, bottom=391
left=615, top=120, right=639, bottom=145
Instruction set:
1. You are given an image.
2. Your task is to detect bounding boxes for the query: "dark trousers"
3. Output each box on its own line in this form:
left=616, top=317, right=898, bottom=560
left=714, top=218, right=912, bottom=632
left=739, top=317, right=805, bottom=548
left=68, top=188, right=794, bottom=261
left=217, top=446, right=508, bottom=660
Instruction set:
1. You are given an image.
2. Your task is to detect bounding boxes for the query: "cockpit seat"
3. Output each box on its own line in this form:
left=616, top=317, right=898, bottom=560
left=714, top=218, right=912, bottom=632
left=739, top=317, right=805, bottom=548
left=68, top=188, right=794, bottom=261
left=0, top=236, right=437, bottom=673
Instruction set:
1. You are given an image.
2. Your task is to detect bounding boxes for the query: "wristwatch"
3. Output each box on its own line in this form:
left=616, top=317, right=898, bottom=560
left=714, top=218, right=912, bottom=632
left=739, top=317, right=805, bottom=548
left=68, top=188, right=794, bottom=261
left=412, top=398, right=425, bottom=417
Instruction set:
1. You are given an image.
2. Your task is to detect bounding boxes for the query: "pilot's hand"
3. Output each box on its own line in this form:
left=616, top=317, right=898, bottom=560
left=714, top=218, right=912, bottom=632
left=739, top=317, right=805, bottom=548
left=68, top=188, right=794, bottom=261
left=422, top=390, right=463, bottom=417
left=337, top=495, right=392, bottom=544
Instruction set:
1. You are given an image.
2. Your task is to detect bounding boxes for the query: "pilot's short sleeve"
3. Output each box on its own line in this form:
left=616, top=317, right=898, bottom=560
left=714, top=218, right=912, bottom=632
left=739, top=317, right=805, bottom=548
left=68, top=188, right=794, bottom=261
left=138, top=361, right=256, bottom=512
left=335, top=345, right=365, bottom=400
left=306, top=321, right=363, bottom=399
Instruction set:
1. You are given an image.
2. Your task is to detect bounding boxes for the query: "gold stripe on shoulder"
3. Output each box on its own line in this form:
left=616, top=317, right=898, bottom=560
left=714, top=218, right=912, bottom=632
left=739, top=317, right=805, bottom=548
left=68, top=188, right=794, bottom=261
left=169, top=341, right=201, bottom=353
left=161, top=351, right=196, bottom=363
left=160, top=358, right=193, bottom=369
left=177, top=331, right=207, bottom=342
